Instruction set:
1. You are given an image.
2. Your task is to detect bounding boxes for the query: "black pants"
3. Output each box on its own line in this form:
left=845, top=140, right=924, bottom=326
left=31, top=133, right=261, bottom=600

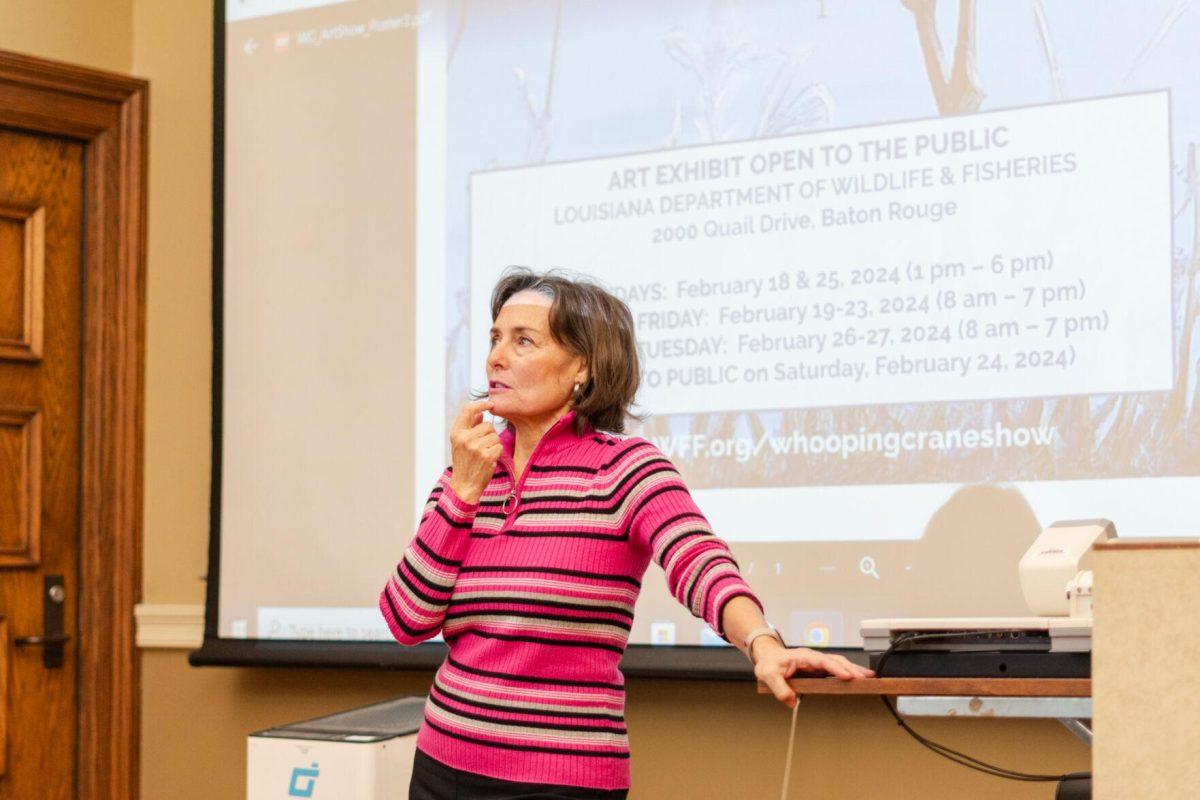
left=408, top=748, right=630, bottom=800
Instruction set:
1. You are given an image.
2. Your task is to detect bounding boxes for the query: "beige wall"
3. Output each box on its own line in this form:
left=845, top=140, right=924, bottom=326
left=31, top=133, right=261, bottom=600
left=143, top=651, right=1089, bottom=800
left=133, top=0, right=215, bottom=609
left=0, top=0, right=132, bottom=74
left=3, top=2, right=1089, bottom=798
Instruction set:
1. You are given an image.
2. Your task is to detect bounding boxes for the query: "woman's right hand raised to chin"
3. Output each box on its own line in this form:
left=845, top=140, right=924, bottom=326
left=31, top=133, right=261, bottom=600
left=447, top=399, right=502, bottom=505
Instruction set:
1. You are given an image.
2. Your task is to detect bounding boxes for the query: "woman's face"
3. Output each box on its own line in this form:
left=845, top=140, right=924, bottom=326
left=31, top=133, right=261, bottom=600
left=487, top=301, right=586, bottom=429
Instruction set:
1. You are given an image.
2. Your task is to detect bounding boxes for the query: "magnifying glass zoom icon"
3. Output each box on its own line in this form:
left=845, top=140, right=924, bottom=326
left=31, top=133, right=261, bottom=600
left=859, top=556, right=880, bottom=580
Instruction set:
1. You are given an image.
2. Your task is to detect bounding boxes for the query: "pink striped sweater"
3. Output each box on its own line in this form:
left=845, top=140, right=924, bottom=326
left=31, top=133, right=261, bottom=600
left=379, top=410, right=761, bottom=790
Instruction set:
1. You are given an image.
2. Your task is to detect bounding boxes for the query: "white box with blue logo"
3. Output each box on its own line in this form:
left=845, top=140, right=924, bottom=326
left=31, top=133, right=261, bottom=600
left=247, top=696, right=425, bottom=799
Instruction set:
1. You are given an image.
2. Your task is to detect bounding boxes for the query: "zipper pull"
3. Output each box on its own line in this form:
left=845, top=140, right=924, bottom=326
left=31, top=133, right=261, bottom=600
left=497, top=455, right=519, bottom=519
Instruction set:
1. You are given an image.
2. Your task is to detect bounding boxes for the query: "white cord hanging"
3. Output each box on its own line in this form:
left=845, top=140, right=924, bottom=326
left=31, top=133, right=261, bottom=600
left=780, top=698, right=800, bottom=800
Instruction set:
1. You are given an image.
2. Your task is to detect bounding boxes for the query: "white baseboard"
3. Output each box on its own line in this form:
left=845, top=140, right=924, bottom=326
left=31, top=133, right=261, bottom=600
left=134, top=603, right=205, bottom=649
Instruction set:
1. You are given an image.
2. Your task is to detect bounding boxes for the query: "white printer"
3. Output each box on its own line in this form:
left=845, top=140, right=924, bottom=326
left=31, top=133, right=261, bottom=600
left=247, top=695, right=425, bottom=799
left=860, top=519, right=1114, bottom=676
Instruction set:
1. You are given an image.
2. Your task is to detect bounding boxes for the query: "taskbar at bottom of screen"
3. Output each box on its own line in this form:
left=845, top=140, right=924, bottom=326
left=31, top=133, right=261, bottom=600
left=187, top=636, right=871, bottom=676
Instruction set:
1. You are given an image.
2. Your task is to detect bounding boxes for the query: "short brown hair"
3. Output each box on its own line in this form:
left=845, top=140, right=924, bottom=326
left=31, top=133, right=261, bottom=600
left=487, top=267, right=641, bottom=434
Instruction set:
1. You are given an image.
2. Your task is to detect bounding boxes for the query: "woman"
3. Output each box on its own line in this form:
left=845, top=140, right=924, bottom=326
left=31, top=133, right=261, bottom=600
left=381, top=268, right=873, bottom=798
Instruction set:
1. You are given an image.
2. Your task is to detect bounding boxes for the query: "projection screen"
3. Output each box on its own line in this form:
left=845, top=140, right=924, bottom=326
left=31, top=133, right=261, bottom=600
left=195, top=0, right=1200, bottom=670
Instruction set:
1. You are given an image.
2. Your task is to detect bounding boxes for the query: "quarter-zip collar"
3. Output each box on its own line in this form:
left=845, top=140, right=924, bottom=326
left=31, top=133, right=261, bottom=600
left=498, top=409, right=590, bottom=464
left=496, top=410, right=591, bottom=522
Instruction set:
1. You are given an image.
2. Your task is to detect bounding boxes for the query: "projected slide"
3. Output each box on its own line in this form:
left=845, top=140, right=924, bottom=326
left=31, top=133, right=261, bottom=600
left=464, top=92, right=1176, bottom=535
left=218, top=0, right=1200, bottom=649
left=470, top=95, right=1170, bottom=415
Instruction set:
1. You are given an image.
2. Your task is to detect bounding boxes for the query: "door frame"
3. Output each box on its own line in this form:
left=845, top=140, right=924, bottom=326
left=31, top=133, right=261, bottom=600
left=0, top=51, right=147, bottom=799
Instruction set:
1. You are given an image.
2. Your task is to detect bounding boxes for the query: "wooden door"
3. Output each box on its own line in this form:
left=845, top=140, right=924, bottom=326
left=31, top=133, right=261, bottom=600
left=0, top=51, right=147, bottom=799
left=0, top=127, right=84, bottom=797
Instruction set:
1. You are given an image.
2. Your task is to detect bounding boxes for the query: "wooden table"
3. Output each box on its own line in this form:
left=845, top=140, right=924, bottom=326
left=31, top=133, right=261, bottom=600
left=758, top=677, right=1094, bottom=745
left=757, top=677, right=1091, bottom=697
